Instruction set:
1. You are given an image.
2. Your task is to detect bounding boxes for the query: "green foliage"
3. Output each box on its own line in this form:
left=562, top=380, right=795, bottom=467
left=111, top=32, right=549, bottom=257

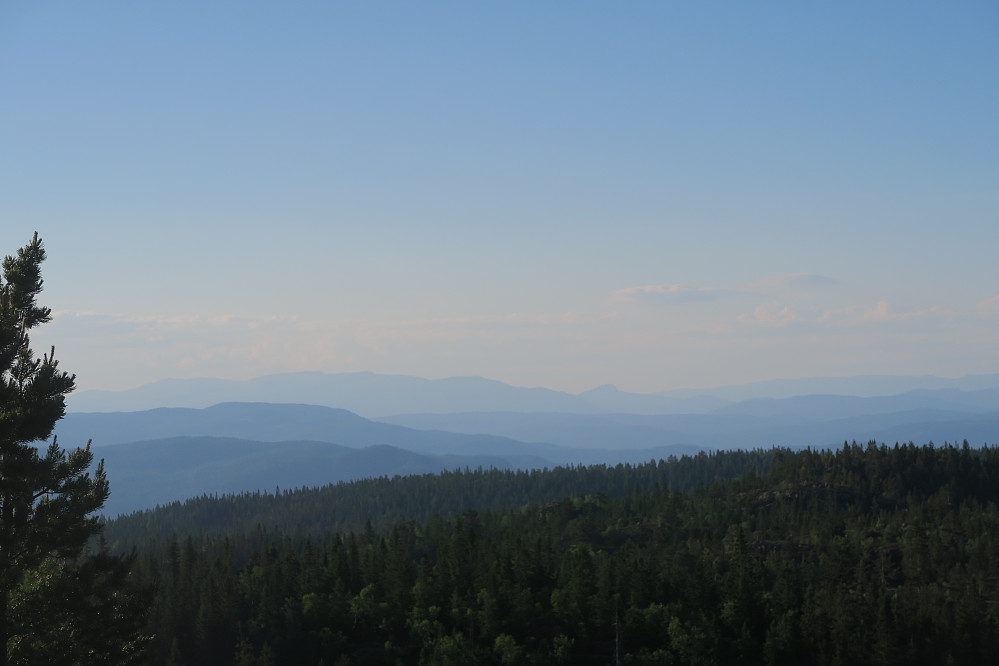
left=104, top=450, right=776, bottom=548
left=9, top=547, right=151, bottom=665
left=117, top=442, right=999, bottom=665
left=0, top=234, right=148, bottom=665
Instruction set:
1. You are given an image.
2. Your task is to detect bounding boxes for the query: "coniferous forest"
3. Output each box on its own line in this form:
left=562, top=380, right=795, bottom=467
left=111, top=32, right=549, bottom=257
left=101, top=441, right=999, bottom=665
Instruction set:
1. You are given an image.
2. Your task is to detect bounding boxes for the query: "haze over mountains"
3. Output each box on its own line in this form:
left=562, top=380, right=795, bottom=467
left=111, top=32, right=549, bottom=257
left=68, top=371, right=999, bottom=417
left=63, top=372, right=999, bottom=516
left=57, top=402, right=707, bottom=515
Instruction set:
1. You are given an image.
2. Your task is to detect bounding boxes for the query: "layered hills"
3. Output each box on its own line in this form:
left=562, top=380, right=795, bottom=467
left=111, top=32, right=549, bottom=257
left=61, top=372, right=999, bottom=516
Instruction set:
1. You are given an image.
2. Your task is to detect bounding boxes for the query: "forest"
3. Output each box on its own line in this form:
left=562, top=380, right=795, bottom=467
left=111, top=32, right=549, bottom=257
left=100, top=441, right=999, bottom=665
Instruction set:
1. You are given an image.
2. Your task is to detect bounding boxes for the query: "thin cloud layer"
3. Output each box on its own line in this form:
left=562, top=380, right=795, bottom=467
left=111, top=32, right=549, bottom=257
left=749, top=273, right=838, bottom=290
left=615, top=273, right=836, bottom=305
left=737, top=303, right=797, bottom=327
left=976, top=295, right=999, bottom=317
left=42, top=308, right=616, bottom=391
left=612, top=284, right=739, bottom=303
left=817, top=301, right=949, bottom=328
left=38, top=280, right=997, bottom=395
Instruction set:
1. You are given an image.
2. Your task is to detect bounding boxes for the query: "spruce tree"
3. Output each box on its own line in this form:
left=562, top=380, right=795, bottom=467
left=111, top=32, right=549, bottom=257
left=0, top=233, right=144, bottom=665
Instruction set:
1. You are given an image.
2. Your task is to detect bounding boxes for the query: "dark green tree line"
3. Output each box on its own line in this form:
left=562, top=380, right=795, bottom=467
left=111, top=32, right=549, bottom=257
left=123, top=442, right=999, bottom=665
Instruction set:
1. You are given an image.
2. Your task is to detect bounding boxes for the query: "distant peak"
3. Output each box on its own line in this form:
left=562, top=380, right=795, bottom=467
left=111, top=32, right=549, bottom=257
left=581, top=384, right=620, bottom=395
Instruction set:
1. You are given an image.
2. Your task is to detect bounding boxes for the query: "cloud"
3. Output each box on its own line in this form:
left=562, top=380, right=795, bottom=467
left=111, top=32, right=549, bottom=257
left=612, top=284, right=739, bottom=303
left=816, top=301, right=949, bottom=327
left=736, top=302, right=797, bottom=327
left=975, top=295, right=999, bottom=317
left=614, top=272, right=836, bottom=305
left=749, top=273, right=838, bottom=290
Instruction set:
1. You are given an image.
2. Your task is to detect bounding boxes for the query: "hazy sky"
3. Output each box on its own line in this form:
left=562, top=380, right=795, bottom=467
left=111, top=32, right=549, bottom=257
left=2, top=2, right=997, bottom=394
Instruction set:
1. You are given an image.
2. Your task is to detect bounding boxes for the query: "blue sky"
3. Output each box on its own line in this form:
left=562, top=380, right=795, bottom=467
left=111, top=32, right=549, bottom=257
left=2, top=1, right=997, bottom=393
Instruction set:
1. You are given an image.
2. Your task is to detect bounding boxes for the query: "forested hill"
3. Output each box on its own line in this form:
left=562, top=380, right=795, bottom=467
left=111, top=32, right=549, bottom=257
left=103, top=448, right=773, bottom=548
left=113, top=442, right=999, bottom=665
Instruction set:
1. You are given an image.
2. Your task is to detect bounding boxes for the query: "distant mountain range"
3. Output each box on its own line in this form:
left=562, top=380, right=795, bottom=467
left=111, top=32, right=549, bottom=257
left=59, top=371, right=999, bottom=516
left=60, top=401, right=710, bottom=463
left=58, top=403, right=710, bottom=514
left=70, top=373, right=594, bottom=417
left=69, top=370, right=999, bottom=417
left=380, top=407, right=999, bottom=452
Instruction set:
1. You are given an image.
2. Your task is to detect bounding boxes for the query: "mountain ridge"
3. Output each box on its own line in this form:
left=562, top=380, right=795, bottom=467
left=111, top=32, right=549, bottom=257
left=95, top=435, right=538, bottom=516
left=69, top=370, right=999, bottom=417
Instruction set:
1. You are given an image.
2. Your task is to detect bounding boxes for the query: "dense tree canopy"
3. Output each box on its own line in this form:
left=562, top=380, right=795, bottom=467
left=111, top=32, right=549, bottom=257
left=109, top=442, right=999, bottom=665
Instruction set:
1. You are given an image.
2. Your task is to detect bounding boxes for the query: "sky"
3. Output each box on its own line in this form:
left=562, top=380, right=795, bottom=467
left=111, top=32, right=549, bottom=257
left=2, top=1, right=998, bottom=394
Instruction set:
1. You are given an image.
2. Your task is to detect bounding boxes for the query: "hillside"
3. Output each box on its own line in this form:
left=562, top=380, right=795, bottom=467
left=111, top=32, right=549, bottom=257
left=103, top=448, right=769, bottom=546
left=112, top=443, right=999, bottom=665
left=97, top=436, right=541, bottom=517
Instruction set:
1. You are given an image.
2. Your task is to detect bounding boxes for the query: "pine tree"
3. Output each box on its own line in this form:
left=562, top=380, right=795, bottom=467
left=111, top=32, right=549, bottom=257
left=0, top=233, right=146, bottom=665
